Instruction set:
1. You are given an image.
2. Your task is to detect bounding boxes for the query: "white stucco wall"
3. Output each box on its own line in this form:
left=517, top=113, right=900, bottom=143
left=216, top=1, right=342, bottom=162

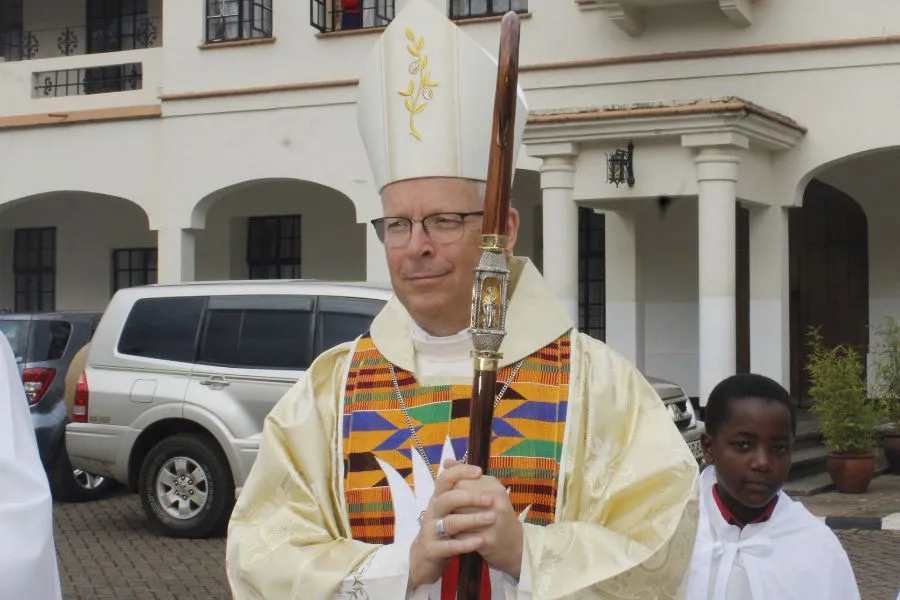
left=2, top=0, right=900, bottom=399
left=637, top=196, right=700, bottom=395
left=0, top=193, right=154, bottom=311
left=194, top=179, right=367, bottom=282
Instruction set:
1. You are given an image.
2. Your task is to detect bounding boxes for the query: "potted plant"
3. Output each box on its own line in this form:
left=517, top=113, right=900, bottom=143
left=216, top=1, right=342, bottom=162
left=806, top=327, right=880, bottom=493
left=872, top=316, right=900, bottom=474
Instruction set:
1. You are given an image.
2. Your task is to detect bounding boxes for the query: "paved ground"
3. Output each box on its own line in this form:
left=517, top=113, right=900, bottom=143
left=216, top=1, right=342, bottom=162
left=54, top=489, right=230, bottom=599
left=802, top=474, right=900, bottom=519
left=53, top=490, right=900, bottom=600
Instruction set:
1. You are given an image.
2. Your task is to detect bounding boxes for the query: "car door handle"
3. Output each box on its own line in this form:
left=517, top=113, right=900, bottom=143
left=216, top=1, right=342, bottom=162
left=199, top=376, right=230, bottom=389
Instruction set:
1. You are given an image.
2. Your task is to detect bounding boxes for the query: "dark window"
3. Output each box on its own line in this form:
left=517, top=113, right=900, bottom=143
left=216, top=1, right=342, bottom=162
left=0, top=319, right=30, bottom=361
left=84, top=0, right=154, bottom=93
left=0, top=318, right=70, bottom=362
left=206, top=0, right=273, bottom=43
left=449, top=0, right=527, bottom=19
left=0, top=0, right=24, bottom=61
left=310, top=0, right=393, bottom=33
left=87, top=0, right=151, bottom=53
left=197, top=296, right=315, bottom=370
left=315, top=296, right=385, bottom=354
left=113, top=248, right=158, bottom=292
left=247, top=215, right=302, bottom=279
left=28, top=320, right=73, bottom=362
left=14, top=228, right=56, bottom=313
left=578, top=208, right=605, bottom=341
left=118, top=297, right=206, bottom=362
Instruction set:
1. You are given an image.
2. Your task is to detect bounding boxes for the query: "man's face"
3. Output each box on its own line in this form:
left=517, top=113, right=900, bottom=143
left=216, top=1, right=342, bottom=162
left=379, top=177, right=517, bottom=335
left=702, top=396, right=793, bottom=509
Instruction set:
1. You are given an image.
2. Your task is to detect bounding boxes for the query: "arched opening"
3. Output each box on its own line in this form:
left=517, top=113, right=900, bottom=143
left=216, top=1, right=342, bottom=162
left=0, top=192, right=153, bottom=312
left=192, top=179, right=366, bottom=281
left=789, top=179, right=869, bottom=406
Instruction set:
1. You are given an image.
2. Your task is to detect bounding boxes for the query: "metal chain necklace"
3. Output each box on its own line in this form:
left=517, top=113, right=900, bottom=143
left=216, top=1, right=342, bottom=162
left=388, top=359, right=525, bottom=481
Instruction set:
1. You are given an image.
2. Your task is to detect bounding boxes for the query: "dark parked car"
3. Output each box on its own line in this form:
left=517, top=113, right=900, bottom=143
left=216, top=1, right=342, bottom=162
left=0, top=310, right=113, bottom=502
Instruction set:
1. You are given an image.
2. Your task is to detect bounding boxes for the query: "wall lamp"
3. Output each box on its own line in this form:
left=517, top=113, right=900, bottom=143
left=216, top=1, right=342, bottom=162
left=606, top=141, right=635, bottom=188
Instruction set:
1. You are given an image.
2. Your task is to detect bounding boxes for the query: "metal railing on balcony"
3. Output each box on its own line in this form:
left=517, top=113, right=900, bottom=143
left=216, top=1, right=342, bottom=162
left=449, top=0, right=528, bottom=19
left=32, top=62, right=142, bottom=98
left=310, top=0, right=394, bottom=33
left=0, top=17, right=161, bottom=62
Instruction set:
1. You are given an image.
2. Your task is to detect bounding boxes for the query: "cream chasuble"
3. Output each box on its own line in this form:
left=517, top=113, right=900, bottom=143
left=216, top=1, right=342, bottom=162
left=0, top=335, right=63, bottom=600
left=226, top=257, right=700, bottom=599
left=683, top=466, right=860, bottom=600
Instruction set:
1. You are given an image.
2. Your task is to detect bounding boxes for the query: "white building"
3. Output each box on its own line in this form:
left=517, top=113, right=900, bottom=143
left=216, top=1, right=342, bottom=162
left=1, top=0, right=898, bottom=407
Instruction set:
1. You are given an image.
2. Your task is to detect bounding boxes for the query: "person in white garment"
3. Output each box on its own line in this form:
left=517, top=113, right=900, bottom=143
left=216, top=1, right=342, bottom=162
left=0, top=334, right=64, bottom=599
left=226, top=0, right=700, bottom=598
left=681, top=373, right=860, bottom=600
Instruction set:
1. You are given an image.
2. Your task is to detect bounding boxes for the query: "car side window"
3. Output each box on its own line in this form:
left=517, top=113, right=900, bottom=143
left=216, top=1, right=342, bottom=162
left=118, top=297, right=206, bottom=363
left=30, top=320, right=73, bottom=361
left=315, top=297, right=386, bottom=355
left=197, top=295, right=315, bottom=370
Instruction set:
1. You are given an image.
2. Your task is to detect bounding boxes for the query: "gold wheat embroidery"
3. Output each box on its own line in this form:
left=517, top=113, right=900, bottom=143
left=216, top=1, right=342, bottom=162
left=398, top=27, right=438, bottom=141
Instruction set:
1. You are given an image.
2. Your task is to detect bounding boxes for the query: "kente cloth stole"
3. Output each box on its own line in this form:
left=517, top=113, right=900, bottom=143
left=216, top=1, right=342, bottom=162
left=341, top=332, right=571, bottom=546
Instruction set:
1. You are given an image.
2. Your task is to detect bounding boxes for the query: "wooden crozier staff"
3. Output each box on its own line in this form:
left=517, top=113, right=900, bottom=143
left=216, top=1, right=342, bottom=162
left=458, top=10, right=522, bottom=600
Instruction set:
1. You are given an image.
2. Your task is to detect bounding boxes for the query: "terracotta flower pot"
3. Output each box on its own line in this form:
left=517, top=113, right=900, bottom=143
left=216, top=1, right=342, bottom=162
left=826, top=453, right=876, bottom=494
left=883, top=434, right=900, bottom=475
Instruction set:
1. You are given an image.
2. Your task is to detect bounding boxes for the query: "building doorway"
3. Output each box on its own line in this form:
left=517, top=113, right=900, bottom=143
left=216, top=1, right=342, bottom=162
left=789, top=179, right=869, bottom=406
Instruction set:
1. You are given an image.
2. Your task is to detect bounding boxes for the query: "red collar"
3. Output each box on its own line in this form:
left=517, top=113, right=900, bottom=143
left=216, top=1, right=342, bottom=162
left=712, top=483, right=778, bottom=528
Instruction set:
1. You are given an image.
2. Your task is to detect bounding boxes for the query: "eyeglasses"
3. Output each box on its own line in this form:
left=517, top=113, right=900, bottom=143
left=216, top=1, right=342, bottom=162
left=370, top=211, right=484, bottom=248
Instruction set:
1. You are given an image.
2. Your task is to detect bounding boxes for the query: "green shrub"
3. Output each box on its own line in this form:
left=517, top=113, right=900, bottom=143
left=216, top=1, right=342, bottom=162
left=872, top=316, right=900, bottom=428
left=806, top=327, right=879, bottom=455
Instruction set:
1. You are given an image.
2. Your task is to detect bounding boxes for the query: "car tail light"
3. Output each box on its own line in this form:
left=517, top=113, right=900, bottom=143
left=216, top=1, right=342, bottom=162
left=72, top=371, right=90, bottom=423
left=22, top=368, right=56, bottom=406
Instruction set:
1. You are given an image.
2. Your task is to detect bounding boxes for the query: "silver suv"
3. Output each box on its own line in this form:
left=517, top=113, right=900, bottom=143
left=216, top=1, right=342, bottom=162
left=66, top=280, right=703, bottom=539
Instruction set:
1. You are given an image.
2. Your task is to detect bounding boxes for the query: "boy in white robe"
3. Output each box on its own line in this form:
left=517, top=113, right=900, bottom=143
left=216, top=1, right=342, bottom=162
left=682, top=373, right=860, bottom=600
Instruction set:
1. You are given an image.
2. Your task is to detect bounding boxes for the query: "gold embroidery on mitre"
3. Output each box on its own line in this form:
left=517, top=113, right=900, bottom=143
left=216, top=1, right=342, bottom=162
left=398, top=26, right=438, bottom=141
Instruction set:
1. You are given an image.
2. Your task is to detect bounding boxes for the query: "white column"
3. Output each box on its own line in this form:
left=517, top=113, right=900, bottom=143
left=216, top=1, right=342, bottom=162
left=530, top=143, right=579, bottom=328
left=156, top=228, right=196, bottom=284
left=605, top=209, right=644, bottom=368
left=691, top=142, right=743, bottom=406
left=749, top=204, right=791, bottom=389
left=366, top=224, right=391, bottom=285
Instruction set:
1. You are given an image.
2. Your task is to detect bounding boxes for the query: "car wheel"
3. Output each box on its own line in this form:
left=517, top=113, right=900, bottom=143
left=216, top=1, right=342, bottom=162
left=48, top=445, right=114, bottom=503
left=139, top=433, right=235, bottom=539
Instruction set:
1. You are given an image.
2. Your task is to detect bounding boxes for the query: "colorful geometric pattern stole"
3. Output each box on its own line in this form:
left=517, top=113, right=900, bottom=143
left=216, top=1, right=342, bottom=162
left=341, top=332, right=571, bottom=545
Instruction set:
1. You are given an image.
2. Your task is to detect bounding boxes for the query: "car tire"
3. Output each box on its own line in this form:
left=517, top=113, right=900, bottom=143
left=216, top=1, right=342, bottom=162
left=139, top=433, right=235, bottom=539
left=48, top=445, right=114, bottom=503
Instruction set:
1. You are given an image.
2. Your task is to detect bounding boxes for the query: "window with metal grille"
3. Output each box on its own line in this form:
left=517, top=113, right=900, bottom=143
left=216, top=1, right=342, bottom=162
left=578, top=208, right=606, bottom=341
left=247, top=215, right=302, bottom=279
left=0, top=0, right=23, bottom=61
left=449, top=0, right=527, bottom=20
left=113, top=248, right=158, bottom=292
left=310, top=0, right=393, bottom=33
left=13, top=228, right=56, bottom=313
left=206, top=0, right=272, bottom=43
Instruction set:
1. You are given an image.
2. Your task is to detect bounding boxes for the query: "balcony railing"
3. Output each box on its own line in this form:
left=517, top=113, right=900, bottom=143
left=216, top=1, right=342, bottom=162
left=33, top=62, right=143, bottom=98
left=0, top=17, right=162, bottom=62
left=449, top=0, right=528, bottom=20
left=0, top=48, right=161, bottom=117
left=310, top=0, right=394, bottom=33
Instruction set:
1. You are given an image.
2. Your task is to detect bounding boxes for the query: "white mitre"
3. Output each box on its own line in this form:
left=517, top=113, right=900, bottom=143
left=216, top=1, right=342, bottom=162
left=356, top=0, right=529, bottom=192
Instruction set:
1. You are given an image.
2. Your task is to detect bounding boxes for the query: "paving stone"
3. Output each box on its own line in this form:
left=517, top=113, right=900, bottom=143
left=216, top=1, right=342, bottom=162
left=52, top=488, right=900, bottom=599
left=836, top=530, right=900, bottom=600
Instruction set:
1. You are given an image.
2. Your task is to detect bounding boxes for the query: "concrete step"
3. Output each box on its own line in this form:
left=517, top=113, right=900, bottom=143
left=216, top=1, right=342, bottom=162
left=784, top=471, right=834, bottom=496
left=787, top=445, right=829, bottom=481
left=784, top=453, right=890, bottom=497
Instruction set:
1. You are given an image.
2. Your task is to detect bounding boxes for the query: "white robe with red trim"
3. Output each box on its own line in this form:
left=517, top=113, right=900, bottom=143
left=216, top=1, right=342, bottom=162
left=683, top=466, right=860, bottom=600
